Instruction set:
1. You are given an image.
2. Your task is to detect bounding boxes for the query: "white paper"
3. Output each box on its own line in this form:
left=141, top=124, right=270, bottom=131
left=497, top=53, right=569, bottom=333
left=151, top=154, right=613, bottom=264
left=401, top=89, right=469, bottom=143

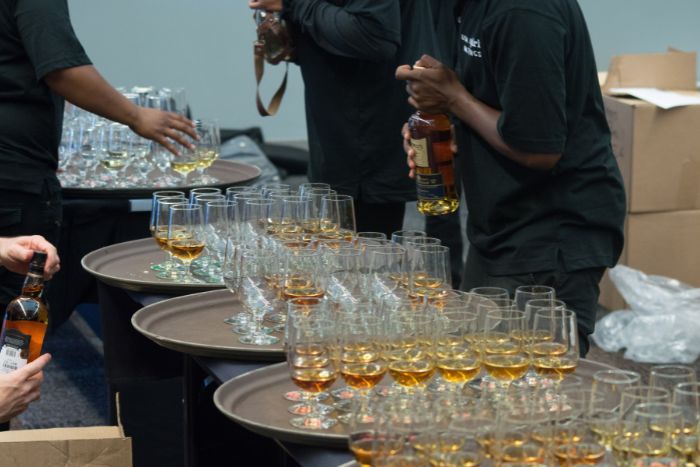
left=609, top=87, right=700, bottom=109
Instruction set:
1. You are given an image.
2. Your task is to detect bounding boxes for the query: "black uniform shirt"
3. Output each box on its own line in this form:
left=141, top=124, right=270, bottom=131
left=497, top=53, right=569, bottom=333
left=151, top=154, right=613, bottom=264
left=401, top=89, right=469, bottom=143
left=0, top=0, right=91, bottom=194
left=454, top=0, right=626, bottom=274
left=283, top=0, right=437, bottom=203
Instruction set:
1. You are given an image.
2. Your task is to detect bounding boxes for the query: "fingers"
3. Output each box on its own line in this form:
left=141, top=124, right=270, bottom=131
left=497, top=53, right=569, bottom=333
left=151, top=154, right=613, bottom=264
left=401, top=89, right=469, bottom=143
left=168, top=113, right=198, bottom=140
left=157, top=136, right=181, bottom=158
left=416, top=54, right=441, bottom=68
left=16, top=353, right=51, bottom=380
left=28, top=235, right=60, bottom=278
left=165, top=128, right=196, bottom=151
left=395, top=64, right=417, bottom=81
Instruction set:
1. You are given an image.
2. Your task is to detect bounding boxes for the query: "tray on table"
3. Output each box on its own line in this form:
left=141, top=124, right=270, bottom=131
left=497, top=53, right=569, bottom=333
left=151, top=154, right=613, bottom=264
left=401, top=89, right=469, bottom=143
left=213, top=359, right=618, bottom=449
left=62, top=159, right=260, bottom=199
left=131, top=289, right=285, bottom=361
left=82, top=237, right=225, bottom=295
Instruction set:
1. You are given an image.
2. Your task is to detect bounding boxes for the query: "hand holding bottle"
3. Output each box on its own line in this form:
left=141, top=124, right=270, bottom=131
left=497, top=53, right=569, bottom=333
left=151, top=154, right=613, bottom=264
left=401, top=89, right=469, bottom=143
left=395, top=55, right=463, bottom=114
left=0, top=236, right=60, bottom=279
left=0, top=353, right=51, bottom=422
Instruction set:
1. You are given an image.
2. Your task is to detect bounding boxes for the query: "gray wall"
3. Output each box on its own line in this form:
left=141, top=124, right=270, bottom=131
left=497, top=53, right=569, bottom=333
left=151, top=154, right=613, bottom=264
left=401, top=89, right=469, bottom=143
left=68, top=0, right=700, bottom=142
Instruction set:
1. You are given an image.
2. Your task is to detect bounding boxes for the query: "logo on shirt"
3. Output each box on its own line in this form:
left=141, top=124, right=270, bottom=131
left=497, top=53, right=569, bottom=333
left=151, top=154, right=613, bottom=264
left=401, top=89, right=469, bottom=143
left=461, top=34, right=482, bottom=58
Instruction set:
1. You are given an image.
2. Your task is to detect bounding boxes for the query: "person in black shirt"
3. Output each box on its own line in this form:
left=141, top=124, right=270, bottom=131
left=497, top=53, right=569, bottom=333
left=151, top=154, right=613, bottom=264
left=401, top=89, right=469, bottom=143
left=0, top=0, right=197, bottom=310
left=397, top=0, right=626, bottom=355
left=249, top=0, right=439, bottom=237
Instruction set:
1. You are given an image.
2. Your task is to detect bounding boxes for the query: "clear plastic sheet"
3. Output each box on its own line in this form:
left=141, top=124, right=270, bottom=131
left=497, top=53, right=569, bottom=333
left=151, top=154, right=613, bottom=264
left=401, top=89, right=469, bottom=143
left=591, top=265, right=700, bottom=363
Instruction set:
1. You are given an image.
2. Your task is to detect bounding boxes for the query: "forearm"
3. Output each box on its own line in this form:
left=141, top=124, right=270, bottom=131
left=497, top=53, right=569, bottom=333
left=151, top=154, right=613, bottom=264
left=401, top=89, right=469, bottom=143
left=449, top=87, right=561, bottom=171
left=284, top=0, right=399, bottom=61
left=43, top=65, right=139, bottom=128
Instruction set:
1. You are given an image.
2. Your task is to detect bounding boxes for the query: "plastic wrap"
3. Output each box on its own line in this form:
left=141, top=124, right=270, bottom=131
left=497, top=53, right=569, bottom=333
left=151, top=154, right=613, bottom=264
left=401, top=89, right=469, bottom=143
left=591, top=265, right=700, bottom=363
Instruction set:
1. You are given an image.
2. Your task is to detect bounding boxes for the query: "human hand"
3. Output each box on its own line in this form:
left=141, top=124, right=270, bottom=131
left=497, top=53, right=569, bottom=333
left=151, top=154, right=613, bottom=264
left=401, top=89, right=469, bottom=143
left=0, top=236, right=60, bottom=279
left=0, top=354, right=51, bottom=422
left=130, top=108, right=198, bottom=157
left=395, top=55, right=463, bottom=114
left=249, top=0, right=282, bottom=11
left=401, top=122, right=416, bottom=179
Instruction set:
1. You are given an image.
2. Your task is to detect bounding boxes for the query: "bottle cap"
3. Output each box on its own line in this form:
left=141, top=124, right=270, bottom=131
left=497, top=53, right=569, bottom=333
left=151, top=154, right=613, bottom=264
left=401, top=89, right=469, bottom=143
left=29, top=251, right=48, bottom=273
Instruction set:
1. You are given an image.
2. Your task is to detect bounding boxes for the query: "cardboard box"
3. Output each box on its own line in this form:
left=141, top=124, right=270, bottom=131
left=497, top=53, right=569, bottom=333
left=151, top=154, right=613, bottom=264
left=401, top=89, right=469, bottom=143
left=599, top=209, right=700, bottom=310
left=0, top=426, right=132, bottom=467
left=601, top=50, right=700, bottom=213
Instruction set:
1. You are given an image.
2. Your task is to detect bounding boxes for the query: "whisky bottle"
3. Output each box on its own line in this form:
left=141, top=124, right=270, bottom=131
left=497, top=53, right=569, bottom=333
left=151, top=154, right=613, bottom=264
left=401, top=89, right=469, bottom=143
left=0, top=251, right=49, bottom=374
left=409, top=111, right=459, bottom=216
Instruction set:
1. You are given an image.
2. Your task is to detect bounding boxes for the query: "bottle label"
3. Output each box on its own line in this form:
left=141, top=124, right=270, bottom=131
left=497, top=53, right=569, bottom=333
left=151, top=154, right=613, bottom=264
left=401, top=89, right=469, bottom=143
left=0, top=328, right=30, bottom=374
left=410, top=138, right=430, bottom=168
left=416, top=173, right=446, bottom=200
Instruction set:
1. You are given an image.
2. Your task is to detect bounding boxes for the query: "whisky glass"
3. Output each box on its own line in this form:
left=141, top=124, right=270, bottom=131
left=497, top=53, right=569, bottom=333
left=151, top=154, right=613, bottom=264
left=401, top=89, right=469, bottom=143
left=149, top=192, right=185, bottom=272
left=167, top=204, right=206, bottom=283
left=482, top=308, right=529, bottom=392
left=283, top=298, right=332, bottom=411
left=386, top=314, right=437, bottom=393
left=153, top=197, right=188, bottom=279
left=672, top=382, right=700, bottom=463
left=221, top=237, right=251, bottom=333
left=650, top=365, right=697, bottom=395
left=102, top=123, right=131, bottom=187
left=531, top=309, right=579, bottom=384
left=240, top=198, right=274, bottom=247
left=188, top=187, right=222, bottom=204
left=367, top=244, right=406, bottom=304
left=627, top=402, right=682, bottom=463
left=281, top=248, right=325, bottom=303
left=192, top=119, right=220, bottom=184
left=297, top=182, right=331, bottom=198
left=200, top=200, right=237, bottom=283
left=319, top=194, right=356, bottom=240
left=286, top=317, right=338, bottom=429
left=389, top=229, right=426, bottom=246
left=406, top=244, right=451, bottom=303
left=225, top=185, right=259, bottom=202
left=323, top=247, right=362, bottom=310
left=237, top=247, right=279, bottom=345
left=432, top=309, right=481, bottom=393
left=169, top=141, right=198, bottom=183
left=553, top=389, right=608, bottom=466
left=514, top=285, right=555, bottom=312
left=470, top=286, right=510, bottom=300
left=338, top=315, right=386, bottom=423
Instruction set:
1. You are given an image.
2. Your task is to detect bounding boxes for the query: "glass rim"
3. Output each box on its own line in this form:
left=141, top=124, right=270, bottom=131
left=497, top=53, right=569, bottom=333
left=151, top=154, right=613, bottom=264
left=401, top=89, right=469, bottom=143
left=593, top=369, right=641, bottom=384
left=673, top=382, right=700, bottom=394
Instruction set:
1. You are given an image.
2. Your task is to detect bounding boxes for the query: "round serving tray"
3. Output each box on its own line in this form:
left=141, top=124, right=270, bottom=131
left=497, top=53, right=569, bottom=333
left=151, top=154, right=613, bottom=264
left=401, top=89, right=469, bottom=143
left=214, top=359, right=618, bottom=449
left=62, top=159, right=260, bottom=199
left=81, top=237, right=225, bottom=294
left=131, top=289, right=284, bottom=361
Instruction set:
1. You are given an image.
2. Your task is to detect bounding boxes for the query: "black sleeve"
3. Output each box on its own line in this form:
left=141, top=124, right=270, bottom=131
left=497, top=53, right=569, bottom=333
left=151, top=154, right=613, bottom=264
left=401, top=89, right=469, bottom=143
left=15, top=0, right=92, bottom=80
left=482, top=9, right=567, bottom=154
left=283, top=0, right=401, bottom=62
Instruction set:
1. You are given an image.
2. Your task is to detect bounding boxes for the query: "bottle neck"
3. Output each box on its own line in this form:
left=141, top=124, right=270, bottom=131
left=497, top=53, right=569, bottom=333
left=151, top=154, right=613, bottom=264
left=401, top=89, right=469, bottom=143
left=21, top=272, right=45, bottom=299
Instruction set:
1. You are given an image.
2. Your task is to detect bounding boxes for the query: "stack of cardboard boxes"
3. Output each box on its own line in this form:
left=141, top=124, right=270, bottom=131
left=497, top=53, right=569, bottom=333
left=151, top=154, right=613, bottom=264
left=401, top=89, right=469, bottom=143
left=599, top=50, right=700, bottom=310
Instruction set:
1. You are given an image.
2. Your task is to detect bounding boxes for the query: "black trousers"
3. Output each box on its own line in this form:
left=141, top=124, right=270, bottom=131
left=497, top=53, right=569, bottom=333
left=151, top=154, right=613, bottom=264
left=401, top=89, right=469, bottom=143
left=354, top=199, right=406, bottom=239
left=460, top=251, right=605, bottom=357
left=0, top=177, right=62, bottom=311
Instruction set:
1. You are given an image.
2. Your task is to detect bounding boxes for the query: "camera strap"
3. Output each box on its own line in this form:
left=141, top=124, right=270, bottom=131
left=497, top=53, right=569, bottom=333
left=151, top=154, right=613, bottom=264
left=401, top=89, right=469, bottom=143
left=254, top=41, right=289, bottom=117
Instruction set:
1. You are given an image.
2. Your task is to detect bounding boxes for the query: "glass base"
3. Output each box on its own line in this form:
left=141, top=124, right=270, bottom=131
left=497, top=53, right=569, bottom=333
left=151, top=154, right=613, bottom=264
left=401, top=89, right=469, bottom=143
left=287, top=402, right=334, bottom=416
left=331, top=386, right=355, bottom=401
left=239, top=333, right=278, bottom=345
left=289, top=415, right=337, bottom=430
left=284, top=390, right=328, bottom=403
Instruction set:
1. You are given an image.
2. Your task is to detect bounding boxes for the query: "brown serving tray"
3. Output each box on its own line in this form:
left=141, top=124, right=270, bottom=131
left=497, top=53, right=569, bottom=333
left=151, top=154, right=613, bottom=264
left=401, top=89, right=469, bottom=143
left=62, top=159, right=260, bottom=199
left=131, top=289, right=284, bottom=360
left=213, top=359, right=618, bottom=449
left=81, top=237, right=225, bottom=294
